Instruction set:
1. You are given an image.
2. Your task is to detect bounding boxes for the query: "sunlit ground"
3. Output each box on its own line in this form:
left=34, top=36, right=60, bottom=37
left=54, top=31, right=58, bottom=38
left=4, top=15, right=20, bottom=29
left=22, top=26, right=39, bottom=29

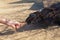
left=0, top=0, right=60, bottom=40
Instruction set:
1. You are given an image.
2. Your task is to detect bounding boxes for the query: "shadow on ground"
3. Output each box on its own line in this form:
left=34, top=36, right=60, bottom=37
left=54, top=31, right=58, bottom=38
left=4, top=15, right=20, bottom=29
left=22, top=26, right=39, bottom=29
left=9, top=0, right=39, bottom=4
left=9, top=0, right=44, bottom=10
left=30, top=2, right=44, bottom=10
left=0, top=23, right=59, bottom=36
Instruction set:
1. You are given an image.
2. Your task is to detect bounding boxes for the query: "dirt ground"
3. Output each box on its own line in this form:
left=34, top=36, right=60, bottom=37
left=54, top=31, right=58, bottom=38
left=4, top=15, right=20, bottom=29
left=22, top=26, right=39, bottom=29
left=0, top=0, right=60, bottom=40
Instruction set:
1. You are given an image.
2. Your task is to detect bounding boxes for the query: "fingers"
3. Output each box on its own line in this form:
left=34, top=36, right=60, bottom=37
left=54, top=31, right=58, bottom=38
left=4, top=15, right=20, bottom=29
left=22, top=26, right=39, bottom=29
left=20, top=22, right=27, bottom=27
left=10, top=25, right=17, bottom=32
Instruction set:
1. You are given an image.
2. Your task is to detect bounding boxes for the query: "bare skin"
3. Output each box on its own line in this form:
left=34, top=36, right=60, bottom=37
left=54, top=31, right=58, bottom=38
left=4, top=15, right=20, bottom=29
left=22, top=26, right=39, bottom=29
left=0, top=18, right=27, bottom=32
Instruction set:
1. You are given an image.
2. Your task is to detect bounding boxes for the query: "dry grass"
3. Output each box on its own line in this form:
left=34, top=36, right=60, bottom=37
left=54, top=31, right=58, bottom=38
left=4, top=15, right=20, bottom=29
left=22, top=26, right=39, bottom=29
left=0, top=0, right=60, bottom=40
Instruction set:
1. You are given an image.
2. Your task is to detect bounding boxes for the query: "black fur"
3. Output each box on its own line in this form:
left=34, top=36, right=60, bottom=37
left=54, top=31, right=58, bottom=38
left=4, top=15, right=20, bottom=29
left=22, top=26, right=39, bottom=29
left=25, top=2, right=60, bottom=25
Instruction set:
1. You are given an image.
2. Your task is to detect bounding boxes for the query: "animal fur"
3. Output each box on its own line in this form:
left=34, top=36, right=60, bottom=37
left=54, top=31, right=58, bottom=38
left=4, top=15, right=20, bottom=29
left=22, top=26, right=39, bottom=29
left=26, top=2, right=60, bottom=26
